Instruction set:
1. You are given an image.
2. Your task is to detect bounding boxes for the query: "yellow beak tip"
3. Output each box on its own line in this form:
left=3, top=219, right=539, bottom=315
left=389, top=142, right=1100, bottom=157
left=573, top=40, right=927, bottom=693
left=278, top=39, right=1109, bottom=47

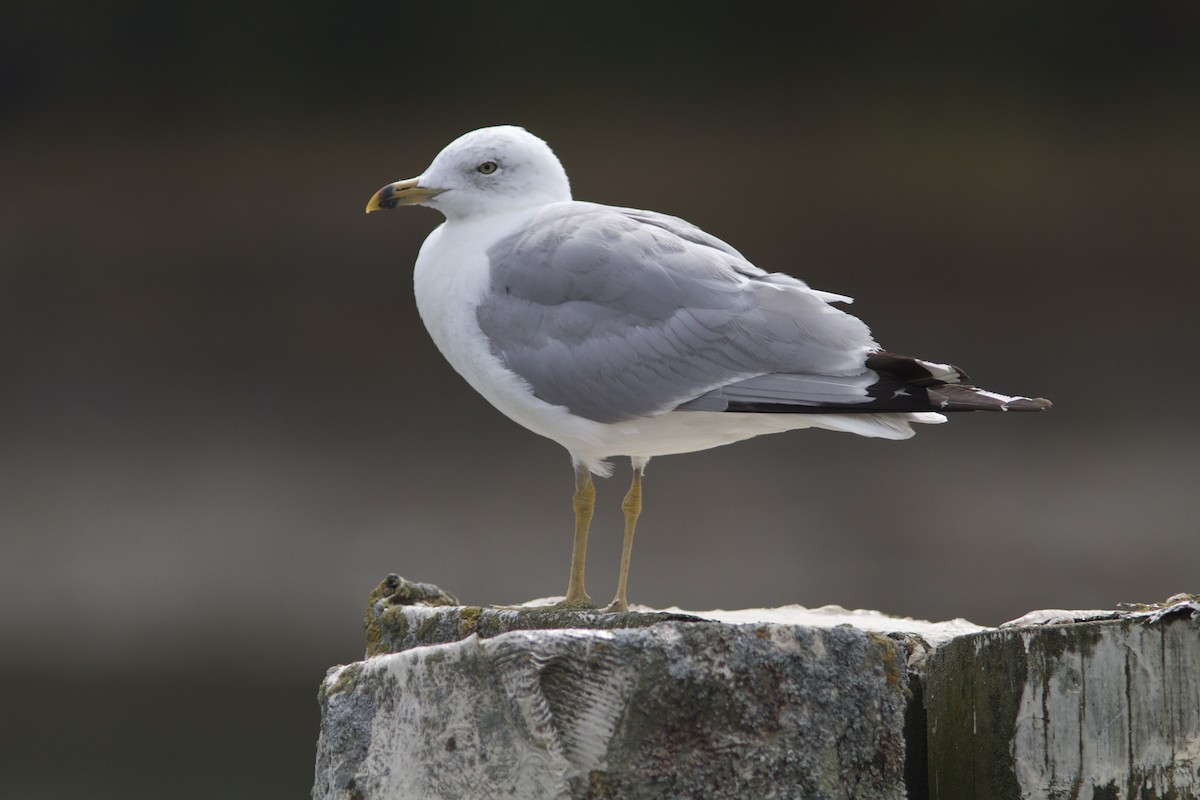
left=365, top=177, right=427, bottom=215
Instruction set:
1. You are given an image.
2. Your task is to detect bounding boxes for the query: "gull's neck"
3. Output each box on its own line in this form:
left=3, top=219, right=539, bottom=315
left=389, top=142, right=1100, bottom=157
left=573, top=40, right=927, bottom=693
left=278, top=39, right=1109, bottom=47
left=439, top=200, right=562, bottom=230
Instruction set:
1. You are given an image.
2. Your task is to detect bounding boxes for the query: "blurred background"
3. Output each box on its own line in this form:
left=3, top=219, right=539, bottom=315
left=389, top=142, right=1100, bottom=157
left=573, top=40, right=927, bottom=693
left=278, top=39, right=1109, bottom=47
left=3, top=2, right=1199, bottom=796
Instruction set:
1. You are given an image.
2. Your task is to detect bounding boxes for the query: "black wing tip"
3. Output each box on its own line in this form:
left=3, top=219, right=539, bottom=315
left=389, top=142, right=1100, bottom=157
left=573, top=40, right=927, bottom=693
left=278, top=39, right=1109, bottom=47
left=931, top=385, right=1053, bottom=412
left=869, top=352, right=1052, bottom=412
left=695, top=351, right=1052, bottom=415
left=1010, top=396, right=1053, bottom=411
left=866, top=351, right=970, bottom=386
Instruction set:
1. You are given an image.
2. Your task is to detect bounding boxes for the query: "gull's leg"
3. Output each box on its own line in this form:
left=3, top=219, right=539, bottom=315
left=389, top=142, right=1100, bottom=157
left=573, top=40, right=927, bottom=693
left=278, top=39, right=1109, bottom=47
left=606, top=459, right=645, bottom=613
left=560, top=465, right=596, bottom=608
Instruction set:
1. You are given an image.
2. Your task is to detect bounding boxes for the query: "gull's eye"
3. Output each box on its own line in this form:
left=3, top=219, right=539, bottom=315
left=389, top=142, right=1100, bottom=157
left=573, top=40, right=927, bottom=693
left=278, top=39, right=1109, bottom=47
left=477, top=161, right=498, bottom=175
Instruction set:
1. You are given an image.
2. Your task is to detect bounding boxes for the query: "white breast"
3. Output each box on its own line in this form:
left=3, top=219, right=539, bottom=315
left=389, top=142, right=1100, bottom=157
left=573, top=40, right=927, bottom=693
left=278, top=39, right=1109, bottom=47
left=412, top=211, right=613, bottom=461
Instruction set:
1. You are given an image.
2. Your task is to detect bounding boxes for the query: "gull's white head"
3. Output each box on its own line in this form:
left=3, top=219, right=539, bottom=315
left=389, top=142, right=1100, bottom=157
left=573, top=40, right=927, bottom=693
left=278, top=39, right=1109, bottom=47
left=366, top=126, right=572, bottom=221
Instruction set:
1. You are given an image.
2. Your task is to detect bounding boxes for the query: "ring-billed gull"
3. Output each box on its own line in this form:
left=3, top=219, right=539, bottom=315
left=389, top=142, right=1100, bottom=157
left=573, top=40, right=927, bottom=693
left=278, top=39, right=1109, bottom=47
left=366, top=125, right=1050, bottom=612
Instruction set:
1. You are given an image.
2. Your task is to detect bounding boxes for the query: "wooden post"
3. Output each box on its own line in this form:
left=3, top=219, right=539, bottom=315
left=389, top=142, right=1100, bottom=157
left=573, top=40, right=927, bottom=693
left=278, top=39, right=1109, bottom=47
left=925, top=610, right=1200, bottom=799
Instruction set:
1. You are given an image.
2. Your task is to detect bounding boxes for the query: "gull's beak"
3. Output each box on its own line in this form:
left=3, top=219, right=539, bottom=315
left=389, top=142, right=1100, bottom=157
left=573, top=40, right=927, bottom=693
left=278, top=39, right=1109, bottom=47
left=365, top=177, right=445, bottom=213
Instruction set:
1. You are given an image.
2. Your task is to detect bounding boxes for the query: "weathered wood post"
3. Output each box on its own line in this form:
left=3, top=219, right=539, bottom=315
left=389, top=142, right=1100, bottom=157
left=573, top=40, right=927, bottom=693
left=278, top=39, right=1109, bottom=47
left=313, top=579, right=1199, bottom=800
left=313, top=576, right=959, bottom=799
left=924, top=603, right=1200, bottom=800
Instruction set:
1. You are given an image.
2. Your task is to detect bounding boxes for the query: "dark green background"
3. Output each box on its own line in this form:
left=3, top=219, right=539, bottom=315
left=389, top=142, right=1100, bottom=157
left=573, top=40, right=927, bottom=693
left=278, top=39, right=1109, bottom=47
left=4, top=3, right=1198, bottom=796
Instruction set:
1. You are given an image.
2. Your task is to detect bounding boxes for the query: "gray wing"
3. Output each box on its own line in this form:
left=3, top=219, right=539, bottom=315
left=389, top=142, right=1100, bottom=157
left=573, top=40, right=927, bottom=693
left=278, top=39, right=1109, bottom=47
left=475, top=202, right=879, bottom=424
left=618, top=207, right=854, bottom=304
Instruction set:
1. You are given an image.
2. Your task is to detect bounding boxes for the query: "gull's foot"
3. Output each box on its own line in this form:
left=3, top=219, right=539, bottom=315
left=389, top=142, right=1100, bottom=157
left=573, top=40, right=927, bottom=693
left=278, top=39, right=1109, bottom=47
left=602, top=599, right=630, bottom=614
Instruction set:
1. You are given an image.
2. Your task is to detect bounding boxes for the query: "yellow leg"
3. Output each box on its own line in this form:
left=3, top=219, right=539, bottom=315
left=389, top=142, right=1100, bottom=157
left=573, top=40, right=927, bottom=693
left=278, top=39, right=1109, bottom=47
left=561, top=468, right=596, bottom=608
left=606, top=465, right=643, bottom=613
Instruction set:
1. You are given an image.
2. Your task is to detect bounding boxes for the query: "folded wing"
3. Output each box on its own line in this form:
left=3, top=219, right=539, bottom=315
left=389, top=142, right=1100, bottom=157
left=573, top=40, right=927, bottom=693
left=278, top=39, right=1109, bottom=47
left=477, top=202, right=1049, bottom=424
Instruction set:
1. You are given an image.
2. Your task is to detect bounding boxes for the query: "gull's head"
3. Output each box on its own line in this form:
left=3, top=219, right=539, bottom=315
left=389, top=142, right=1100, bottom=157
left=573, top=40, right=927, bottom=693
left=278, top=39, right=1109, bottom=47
left=366, top=125, right=572, bottom=221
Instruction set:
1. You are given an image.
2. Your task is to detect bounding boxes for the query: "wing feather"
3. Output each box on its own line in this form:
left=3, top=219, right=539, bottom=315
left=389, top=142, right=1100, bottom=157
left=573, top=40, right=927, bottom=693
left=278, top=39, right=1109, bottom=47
left=476, top=202, right=1050, bottom=422
left=476, top=202, right=876, bottom=423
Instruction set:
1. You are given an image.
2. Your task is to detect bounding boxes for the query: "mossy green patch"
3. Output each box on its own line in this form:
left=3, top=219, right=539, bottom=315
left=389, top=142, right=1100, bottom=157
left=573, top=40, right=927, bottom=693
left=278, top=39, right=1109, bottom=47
left=371, top=606, right=409, bottom=657
left=867, top=631, right=903, bottom=688
left=415, top=612, right=443, bottom=642
left=459, top=606, right=484, bottom=636
left=322, top=662, right=365, bottom=700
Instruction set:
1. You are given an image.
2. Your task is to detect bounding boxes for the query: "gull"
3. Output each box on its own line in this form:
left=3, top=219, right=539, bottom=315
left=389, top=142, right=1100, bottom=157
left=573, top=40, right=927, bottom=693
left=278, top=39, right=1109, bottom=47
left=365, top=126, right=1050, bottom=612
